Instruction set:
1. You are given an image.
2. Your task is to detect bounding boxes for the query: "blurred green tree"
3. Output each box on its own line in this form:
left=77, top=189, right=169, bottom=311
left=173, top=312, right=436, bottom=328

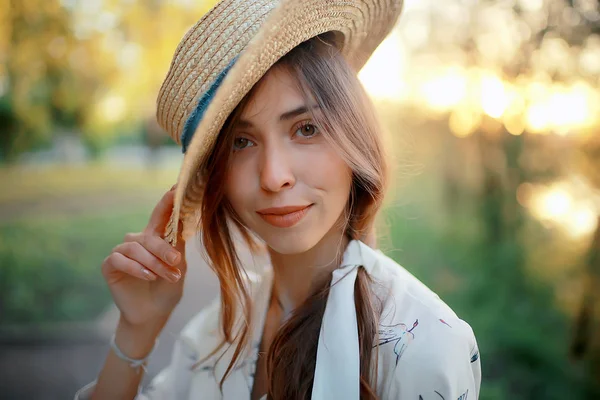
left=0, top=0, right=218, bottom=162
left=1, top=0, right=114, bottom=161
left=400, top=0, right=600, bottom=396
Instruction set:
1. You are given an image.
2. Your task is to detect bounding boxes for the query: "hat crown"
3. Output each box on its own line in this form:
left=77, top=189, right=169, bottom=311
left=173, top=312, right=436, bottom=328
left=156, top=0, right=280, bottom=144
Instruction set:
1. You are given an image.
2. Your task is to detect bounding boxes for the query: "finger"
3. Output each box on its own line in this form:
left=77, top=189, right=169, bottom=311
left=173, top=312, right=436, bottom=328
left=123, top=232, right=140, bottom=243
left=115, top=241, right=182, bottom=283
left=145, top=188, right=177, bottom=235
left=136, top=233, right=182, bottom=267
left=125, top=232, right=185, bottom=270
left=102, top=252, right=157, bottom=282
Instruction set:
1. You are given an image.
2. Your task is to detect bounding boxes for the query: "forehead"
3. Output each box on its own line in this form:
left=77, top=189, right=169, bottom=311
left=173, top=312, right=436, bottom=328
left=239, top=66, right=307, bottom=120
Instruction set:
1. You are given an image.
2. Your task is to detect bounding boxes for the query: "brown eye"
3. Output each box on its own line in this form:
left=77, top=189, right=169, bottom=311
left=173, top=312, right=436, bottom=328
left=294, top=122, right=319, bottom=138
left=233, top=137, right=254, bottom=150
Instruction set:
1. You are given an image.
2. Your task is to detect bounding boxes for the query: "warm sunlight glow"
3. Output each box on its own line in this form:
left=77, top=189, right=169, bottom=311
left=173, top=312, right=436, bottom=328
left=547, top=85, right=591, bottom=135
left=359, top=34, right=407, bottom=101
left=449, top=107, right=481, bottom=138
left=526, top=102, right=550, bottom=134
left=97, top=94, right=127, bottom=123
left=404, top=64, right=600, bottom=136
left=564, top=207, right=597, bottom=238
left=419, top=66, right=468, bottom=112
left=525, top=82, right=597, bottom=135
left=480, top=74, right=509, bottom=119
left=528, top=183, right=599, bottom=239
left=504, top=114, right=526, bottom=135
left=536, top=187, right=572, bottom=220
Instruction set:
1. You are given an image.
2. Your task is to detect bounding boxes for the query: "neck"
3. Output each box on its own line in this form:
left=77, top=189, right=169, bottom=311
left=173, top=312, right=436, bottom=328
left=268, top=229, right=350, bottom=317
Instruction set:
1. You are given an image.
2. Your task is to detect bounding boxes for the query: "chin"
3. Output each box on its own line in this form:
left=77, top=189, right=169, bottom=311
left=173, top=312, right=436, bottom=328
left=259, top=229, right=323, bottom=255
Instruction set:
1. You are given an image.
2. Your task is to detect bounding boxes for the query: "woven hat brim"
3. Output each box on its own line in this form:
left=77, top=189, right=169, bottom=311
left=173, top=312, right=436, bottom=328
left=164, top=0, right=404, bottom=245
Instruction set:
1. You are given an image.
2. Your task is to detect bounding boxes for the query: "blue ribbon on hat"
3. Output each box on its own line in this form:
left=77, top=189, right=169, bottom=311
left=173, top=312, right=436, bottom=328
left=180, top=56, right=239, bottom=153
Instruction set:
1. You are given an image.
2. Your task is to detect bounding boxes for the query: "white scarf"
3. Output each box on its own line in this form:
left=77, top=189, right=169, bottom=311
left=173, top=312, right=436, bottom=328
left=311, top=240, right=377, bottom=399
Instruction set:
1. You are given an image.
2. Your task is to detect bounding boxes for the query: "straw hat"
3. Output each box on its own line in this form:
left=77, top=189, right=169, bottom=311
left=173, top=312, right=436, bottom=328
left=158, top=0, right=404, bottom=246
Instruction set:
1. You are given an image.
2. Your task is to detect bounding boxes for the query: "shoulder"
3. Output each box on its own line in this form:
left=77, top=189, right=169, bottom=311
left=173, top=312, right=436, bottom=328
left=360, top=243, right=460, bottom=321
left=358, top=244, right=481, bottom=397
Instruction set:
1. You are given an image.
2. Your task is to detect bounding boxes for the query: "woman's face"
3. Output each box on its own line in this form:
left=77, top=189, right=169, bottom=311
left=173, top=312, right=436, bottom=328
left=224, top=66, right=352, bottom=255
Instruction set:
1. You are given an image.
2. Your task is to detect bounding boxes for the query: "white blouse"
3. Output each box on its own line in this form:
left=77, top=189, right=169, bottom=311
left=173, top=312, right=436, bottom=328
left=76, top=240, right=481, bottom=399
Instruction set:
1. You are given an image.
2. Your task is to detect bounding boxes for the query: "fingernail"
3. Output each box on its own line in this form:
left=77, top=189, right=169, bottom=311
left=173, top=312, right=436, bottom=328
left=142, top=268, right=156, bottom=281
left=167, top=251, right=179, bottom=265
left=167, top=269, right=181, bottom=283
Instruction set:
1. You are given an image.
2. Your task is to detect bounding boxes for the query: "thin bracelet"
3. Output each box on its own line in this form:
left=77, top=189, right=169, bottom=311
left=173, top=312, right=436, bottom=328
left=110, top=333, right=159, bottom=374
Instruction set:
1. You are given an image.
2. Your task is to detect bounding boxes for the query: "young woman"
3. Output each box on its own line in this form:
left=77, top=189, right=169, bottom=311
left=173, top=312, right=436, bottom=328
left=77, top=1, right=481, bottom=399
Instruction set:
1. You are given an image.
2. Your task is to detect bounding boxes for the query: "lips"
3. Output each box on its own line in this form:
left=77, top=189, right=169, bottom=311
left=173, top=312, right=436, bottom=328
left=256, top=204, right=313, bottom=228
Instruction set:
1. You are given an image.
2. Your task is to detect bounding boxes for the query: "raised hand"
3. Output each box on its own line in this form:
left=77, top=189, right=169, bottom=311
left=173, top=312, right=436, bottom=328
left=101, top=186, right=187, bottom=329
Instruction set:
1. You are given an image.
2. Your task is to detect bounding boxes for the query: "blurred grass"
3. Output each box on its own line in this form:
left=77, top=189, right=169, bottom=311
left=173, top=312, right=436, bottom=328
left=0, top=209, right=152, bottom=324
left=0, top=163, right=178, bottom=204
left=0, top=164, right=176, bottom=324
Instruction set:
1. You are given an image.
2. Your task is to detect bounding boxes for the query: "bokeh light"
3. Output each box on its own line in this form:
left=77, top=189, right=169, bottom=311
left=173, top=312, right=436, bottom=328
left=358, top=32, right=408, bottom=101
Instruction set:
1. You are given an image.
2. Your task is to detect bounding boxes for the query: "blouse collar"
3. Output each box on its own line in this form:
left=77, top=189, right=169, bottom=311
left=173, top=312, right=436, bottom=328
left=243, top=239, right=373, bottom=400
left=311, top=239, right=372, bottom=400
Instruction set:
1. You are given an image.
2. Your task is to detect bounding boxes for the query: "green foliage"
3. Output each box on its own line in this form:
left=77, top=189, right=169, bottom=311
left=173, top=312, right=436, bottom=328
left=0, top=0, right=220, bottom=161
left=0, top=210, right=151, bottom=324
left=2, top=0, right=87, bottom=160
left=386, top=199, right=600, bottom=399
left=0, top=95, right=17, bottom=163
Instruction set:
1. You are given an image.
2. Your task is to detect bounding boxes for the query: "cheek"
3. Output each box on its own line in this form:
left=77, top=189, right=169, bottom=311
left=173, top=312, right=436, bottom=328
left=304, top=147, right=352, bottom=200
left=223, top=160, right=252, bottom=217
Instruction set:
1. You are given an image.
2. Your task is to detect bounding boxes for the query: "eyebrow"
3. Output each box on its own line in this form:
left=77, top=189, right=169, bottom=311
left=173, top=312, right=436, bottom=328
left=236, top=105, right=319, bottom=129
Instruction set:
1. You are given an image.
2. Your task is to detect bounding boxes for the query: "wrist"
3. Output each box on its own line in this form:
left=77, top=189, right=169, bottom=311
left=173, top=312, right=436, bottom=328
left=115, top=315, right=165, bottom=359
left=110, top=332, right=157, bottom=373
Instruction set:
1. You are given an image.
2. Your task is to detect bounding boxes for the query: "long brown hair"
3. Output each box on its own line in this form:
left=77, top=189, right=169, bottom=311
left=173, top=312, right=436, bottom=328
left=197, top=33, right=388, bottom=399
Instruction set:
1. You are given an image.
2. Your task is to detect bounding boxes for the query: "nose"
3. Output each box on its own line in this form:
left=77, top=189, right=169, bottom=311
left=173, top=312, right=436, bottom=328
left=259, top=140, right=295, bottom=193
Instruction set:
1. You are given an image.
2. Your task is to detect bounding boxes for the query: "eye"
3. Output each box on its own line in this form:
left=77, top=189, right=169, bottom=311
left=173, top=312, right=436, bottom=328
left=294, top=122, right=320, bottom=139
left=233, top=137, right=254, bottom=151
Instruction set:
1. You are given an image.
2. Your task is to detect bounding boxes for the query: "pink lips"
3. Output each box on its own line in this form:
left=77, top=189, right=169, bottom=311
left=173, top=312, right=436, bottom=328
left=256, top=204, right=313, bottom=228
